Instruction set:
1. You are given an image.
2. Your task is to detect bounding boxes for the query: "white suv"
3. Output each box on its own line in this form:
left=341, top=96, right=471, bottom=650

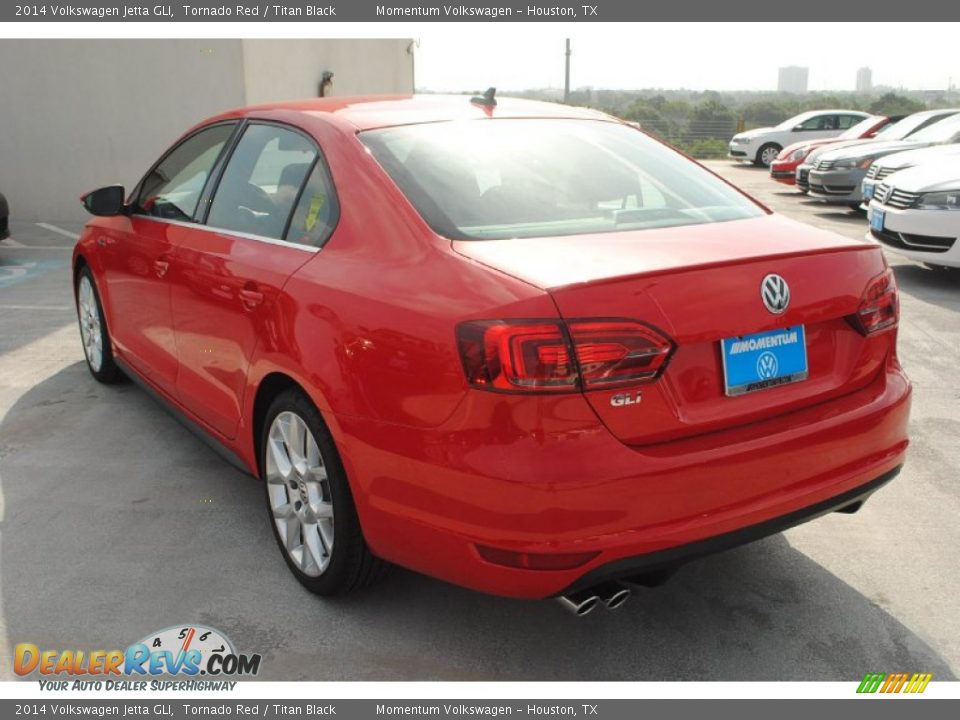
left=729, top=110, right=870, bottom=167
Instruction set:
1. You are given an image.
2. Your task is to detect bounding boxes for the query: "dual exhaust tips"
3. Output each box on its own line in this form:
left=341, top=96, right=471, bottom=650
left=556, top=581, right=631, bottom=616
left=556, top=570, right=677, bottom=616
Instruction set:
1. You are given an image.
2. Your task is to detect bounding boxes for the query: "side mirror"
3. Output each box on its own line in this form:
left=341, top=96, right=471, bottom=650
left=81, top=186, right=126, bottom=216
left=792, top=124, right=804, bottom=132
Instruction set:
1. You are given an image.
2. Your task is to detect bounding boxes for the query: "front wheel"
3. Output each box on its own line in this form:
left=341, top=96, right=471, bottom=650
left=755, top=143, right=782, bottom=168
left=75, top=266, right=121, bottom=383
left=261, top=388, right=387, bottom=595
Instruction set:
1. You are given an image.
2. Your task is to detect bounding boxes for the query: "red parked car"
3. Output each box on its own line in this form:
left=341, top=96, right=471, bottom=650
left=73, top=95, right=910, bottom=616
left=769, top=115, right=899, bottom=186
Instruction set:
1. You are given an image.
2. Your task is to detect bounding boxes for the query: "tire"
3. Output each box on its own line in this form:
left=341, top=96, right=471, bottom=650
left=260, top=388, right=386, bottom=595
left=755, top=143, right=782, bottom=168
left=848, top=202, right=866, bottom=213
left=75, top=265, right=121, bottom=384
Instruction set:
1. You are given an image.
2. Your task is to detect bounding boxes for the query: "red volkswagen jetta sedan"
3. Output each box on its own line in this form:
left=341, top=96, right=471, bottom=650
left=73, top=96, right=910, bottom=615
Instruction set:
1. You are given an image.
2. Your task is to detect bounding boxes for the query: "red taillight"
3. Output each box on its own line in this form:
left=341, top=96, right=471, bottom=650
left=850, top=269, right=899, bottom=335
left=456, top=319, right=674, bottom=393
left=456, top=321, right=578, bottom=392
left=568, top=320, right=673, bottom=388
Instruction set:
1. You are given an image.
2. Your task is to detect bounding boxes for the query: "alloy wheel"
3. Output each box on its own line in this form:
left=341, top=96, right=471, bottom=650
left=265, top=411, right=335, bottom=577
left=77, top=275, right=103, bottom=373
left=759, top=146, right=780, bottom=167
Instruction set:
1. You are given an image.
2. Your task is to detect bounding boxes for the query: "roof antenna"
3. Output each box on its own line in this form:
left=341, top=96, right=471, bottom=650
left=470, top=87, right=497, bottom=108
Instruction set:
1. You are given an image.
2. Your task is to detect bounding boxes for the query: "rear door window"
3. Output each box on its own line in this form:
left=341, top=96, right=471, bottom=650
left=207, top=124, right=318, bottom=241
left=284, top=160, right=340, bottom=247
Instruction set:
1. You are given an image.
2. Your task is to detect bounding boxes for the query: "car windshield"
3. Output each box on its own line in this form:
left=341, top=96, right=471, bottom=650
left=775, top=112, right=814, bottom=130
left=839, top=116, right=882, bottom=140
left=905, top=112, right=960, bottom=143
left=361, top=119, right=764, bottom=241
left=883, top=113, right=952, bottom=141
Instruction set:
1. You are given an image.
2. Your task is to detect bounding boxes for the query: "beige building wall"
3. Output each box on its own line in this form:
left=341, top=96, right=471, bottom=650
left=241, top=39, right=415, bottom=105
left=0, top=39, right=415, bottom=221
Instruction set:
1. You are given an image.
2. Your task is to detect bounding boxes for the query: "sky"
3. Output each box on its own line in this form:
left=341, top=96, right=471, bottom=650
left=412, top=23, right=960, bottom=93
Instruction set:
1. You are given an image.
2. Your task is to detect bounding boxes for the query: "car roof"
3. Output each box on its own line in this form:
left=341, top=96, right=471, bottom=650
left=794, top=109, right=869, bottom=119
left=209, top=94, right=616, bottom=132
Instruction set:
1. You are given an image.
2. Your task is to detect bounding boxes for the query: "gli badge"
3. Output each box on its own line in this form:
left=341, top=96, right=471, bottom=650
left=610, top=391, right=642, bottom=407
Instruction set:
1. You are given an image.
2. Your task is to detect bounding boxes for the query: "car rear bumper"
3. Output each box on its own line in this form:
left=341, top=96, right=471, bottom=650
left=334, top=361, right=911, bottom=599
left=562, top=464, right=900, bottom=594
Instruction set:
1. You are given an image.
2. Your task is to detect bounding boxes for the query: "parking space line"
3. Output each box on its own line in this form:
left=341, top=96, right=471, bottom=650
left=1, top=243, right=73, bottom=250
left=35, top=222, right=81, bottom=240
left=0, top=305, right=71, bottom=311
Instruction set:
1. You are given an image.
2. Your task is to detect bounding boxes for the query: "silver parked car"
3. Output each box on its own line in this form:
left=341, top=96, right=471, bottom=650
left=808, top=109, right=960, bottom=208
left=795, top=109, right=958, bottom=194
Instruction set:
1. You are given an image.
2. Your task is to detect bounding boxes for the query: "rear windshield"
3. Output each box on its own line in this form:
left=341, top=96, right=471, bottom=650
left=906, top=112, right=960, bottom=143
left=883, top=112, right=955, bottom=141
left=360, top=119, right=764, bottom=241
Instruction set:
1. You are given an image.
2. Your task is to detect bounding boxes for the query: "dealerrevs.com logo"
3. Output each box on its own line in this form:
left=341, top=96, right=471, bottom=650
left=15, top=624, right=262, bottom=689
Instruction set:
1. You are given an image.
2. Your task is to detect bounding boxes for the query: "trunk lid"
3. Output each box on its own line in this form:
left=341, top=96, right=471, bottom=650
left=453, top=215, right=890, bottom=445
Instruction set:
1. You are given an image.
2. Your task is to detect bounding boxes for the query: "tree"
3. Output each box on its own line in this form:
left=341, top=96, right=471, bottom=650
left=869, top=92, right=924, bottom=116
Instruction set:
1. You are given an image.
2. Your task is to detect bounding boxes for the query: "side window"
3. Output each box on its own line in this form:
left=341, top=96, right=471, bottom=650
left=207, top=124, right=317, bottom=241
left=796, top=116, right=824, bottom=131
left=285, top=160, right=340, bottom=247
left=838, top=114, right=861, bottom=130
left=136, top=124, right=234, bottom=221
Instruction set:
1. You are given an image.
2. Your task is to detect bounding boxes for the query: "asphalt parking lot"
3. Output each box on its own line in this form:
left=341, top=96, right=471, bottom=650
left=0, top=162, right=957, bottom=681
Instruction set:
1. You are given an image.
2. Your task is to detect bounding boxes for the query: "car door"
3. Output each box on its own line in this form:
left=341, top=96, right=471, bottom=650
left=169, top=121, right=339, bottom=440
left=98, top=123, right=236, bottom=397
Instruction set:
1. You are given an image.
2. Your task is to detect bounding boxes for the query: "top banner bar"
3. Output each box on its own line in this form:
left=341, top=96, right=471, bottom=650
left=2, top=0, right=956, bottom=22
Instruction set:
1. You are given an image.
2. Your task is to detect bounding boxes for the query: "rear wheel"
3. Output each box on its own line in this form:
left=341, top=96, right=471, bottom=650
left=755, top=143, right=782, bottom=168
left=75, top=266, right=120, bottom=384
left=261, top=388, right=386, bottom=595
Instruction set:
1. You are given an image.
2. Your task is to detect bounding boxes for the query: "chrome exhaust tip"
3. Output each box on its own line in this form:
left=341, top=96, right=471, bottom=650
left=556, top=590, right=602, bottom=616
left=593, top=580, right=631, bottom=610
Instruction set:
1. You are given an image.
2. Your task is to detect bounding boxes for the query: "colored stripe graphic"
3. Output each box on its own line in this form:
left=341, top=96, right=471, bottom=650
left=857, top=672, right=931, bottom=693
left=857, top=673, right=886, bottom=693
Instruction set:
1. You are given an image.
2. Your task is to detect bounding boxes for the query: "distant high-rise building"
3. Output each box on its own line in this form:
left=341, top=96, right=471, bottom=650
left=856, top=67, right=873, bottom=94
left=778, top=66, right=809, bottom=94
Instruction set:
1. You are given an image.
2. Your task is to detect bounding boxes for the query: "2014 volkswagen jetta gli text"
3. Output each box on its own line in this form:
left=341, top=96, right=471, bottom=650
left=72, top=95, right=911, bottom=613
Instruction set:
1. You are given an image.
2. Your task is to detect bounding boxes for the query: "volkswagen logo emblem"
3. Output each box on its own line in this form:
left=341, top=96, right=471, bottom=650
left=756, top=351, right=779, bottom=379
left=760, top=274, right=790, bottom=314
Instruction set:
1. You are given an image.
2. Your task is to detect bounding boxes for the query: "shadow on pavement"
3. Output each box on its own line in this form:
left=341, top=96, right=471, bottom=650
left=2, top=363, right=956, bottom=681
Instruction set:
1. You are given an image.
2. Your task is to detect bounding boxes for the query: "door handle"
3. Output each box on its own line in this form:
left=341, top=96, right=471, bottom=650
left=239, top=285, right=264, bottom=309
left=153, top=256, right=170, bottom=278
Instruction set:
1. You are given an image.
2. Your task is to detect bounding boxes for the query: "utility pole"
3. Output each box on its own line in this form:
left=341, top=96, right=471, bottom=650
left=564, top=39, right=571, bottom=103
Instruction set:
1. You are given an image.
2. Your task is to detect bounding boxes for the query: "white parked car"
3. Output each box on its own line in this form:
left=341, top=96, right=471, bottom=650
left=867, top=159, right=960, bottom=269
left=861, top=143, right=960, bottom=209
left=729, top=110, right=870, bottom=167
